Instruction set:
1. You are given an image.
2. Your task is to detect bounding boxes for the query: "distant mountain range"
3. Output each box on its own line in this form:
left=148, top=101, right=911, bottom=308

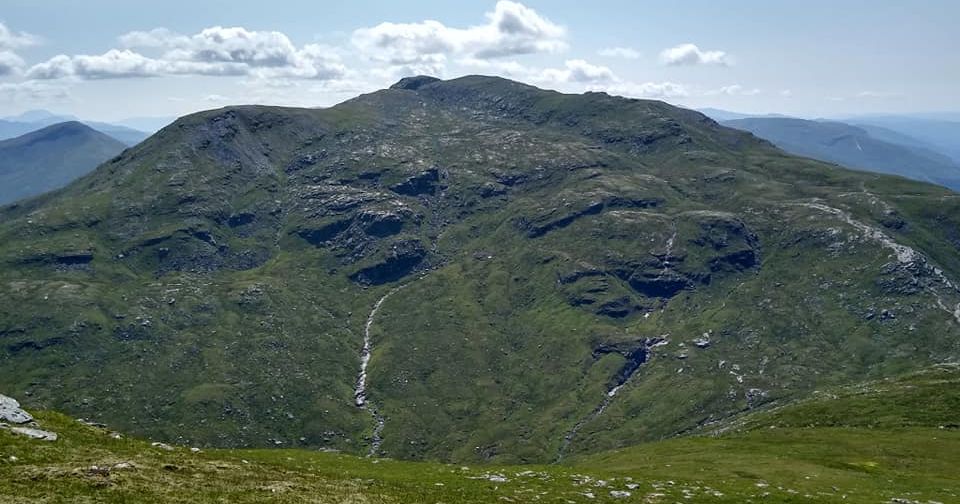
left=696, top=107, right=792, bottom=122
left=699, top=108, right=960, bottom=191
left=723, top=117, right=960, bottom=190
left=842, top=115, right=960, bottom=163
left=0, top=109, right=173, bottom=146
left=0, top=110, right=149, bottom=146
left=0, top=121, right=128, bottom=205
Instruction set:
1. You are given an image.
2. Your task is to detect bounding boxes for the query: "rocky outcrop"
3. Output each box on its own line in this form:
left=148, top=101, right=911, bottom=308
left=0, top=394, right=33, bottom=424
left=297, top=217, right=353, bottom=246
left=390, top=168, right=440, bottom=196
left=358, top=209, right=406, bottom=237
left=592, top=337, right=665, bottom=390
left=0, top=394, right=57, bottom=442
left=559, top=267, right=647, bottom=318
left=349, top=240, right=428, bottom=285
left=557, top=212, right=761, bottom=317
left=7, top=425, right=58, bottom=441
left=520, top=194, right=662, bottom=238
left=390, top=75, right=441, bottom=91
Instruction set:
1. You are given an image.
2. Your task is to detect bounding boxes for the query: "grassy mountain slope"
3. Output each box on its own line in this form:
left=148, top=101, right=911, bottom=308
left=2, top=365, right=958, bottom=503
left=1, top=76, right=960, bottom=464
left=0, top=122, right=128, bottom=205
left=723, top=117, right=960, bottom=190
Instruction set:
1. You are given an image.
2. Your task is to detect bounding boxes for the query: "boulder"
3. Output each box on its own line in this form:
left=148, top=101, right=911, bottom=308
left=0, top=394, right=33, bottom=424
left=9, top=426, right=57, bottom=441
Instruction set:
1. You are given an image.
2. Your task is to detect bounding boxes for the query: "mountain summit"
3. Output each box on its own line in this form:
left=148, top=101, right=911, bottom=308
left=1, top=75, right=958, bottom=463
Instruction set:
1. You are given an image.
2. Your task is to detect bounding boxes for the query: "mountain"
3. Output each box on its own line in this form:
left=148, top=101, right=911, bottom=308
left=723, top=117, right=960, bottom=190
left=3, top=364, right=958, bottom=502
left=83, top=122, right=150, bottom=146
left=0, top=122, right=128, bottom=205
left=1, top=76, right=959, bottom=465
left=844, top=115, right=960, bottom=163
left=0, top=110, right=150, bottom=146
left=697, top=107, right=793, bottom=122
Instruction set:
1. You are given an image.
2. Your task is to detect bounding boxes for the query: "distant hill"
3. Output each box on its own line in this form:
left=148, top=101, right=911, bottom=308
left=83, top=122, right=150, bottom=145
left=698, top=107, right=793, bottom=122
left=843, top=115, right=960, bottom=163
left=0, top=110, right=150, bottom=146
left=0, top=121, right=127, bottom=205
left=723, top=117, right=960, bottom=190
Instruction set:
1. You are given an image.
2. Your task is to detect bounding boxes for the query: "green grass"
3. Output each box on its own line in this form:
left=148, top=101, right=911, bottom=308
left=3, top=365, right=959, bottom=502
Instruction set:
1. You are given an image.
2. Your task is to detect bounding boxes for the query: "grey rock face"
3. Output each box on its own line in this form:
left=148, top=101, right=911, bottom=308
left=9, top=426, right=58, bottom=441
left=0, top=394, right=33, bottom=424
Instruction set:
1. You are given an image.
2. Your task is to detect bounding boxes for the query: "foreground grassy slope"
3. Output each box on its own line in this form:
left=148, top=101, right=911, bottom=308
left=2, top=365, right=958, bottom=503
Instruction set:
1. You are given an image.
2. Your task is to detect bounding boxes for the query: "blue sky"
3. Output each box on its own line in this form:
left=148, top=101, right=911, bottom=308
left=0, top=0, right=956, bottom=121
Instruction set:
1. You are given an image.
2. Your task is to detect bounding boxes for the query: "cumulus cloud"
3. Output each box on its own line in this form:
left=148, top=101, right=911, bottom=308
left=0, top=50, right=25, bottom=76
left=457, top=57, right=528, bottom=76
left=0, top=22, right=38, bottom=50
left=27, top=50, right=170, bottom=79
left=537, top=59, right=615, bottom=84
left=659, top=43, right=729, bottom=66
left=0, top=22, right=38, bottom=76
left=597, top=47, right=640, bottom=59
left=705, top=84, right=760, bottom=96
left=856, top=90, right=902, bottom=98
left=205, top=93, right=231, bottom=102
left=598, top=81, right=690, bottom=99
left=462, top=56, right=684, bottom=101
left=352, top=0, right=566, bottom=70
left=27, top=26, right=346, bottom=80
left=0, top=80, right=69, bottom=103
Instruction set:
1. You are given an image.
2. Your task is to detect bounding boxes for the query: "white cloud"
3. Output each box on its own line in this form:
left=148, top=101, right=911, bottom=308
left=351, top=0, right=566, bottom=68
left=0, top=22, right=37, bottom=77
left=705, top=84, right=760, bottom=96
left=457, top=57, right=528, bottom=76
left=596, top=81, right=690, bottom=99
left=659, top=43, right=730, bottom=66
left=461, top=56, right=683, bottom=101
left=0, top=50, right=25, bottom=76
left=597, top=47, right=640, bottom=59
left=205, top=94, right=231, bottom=102
left=856, top=90, right=902, bottom=98
left=0, top=22, right=38, bottom=50
left=150, top=26, right=302, bottom=68
left=118, top=27, right=179, bottom=48
left=780, top=89, right=793, bottom=97
left=28, top=26, right=346, bottom=81
left=0, top=80, right=69, bottom=103
left=537, top=59, right=615, bottom=84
